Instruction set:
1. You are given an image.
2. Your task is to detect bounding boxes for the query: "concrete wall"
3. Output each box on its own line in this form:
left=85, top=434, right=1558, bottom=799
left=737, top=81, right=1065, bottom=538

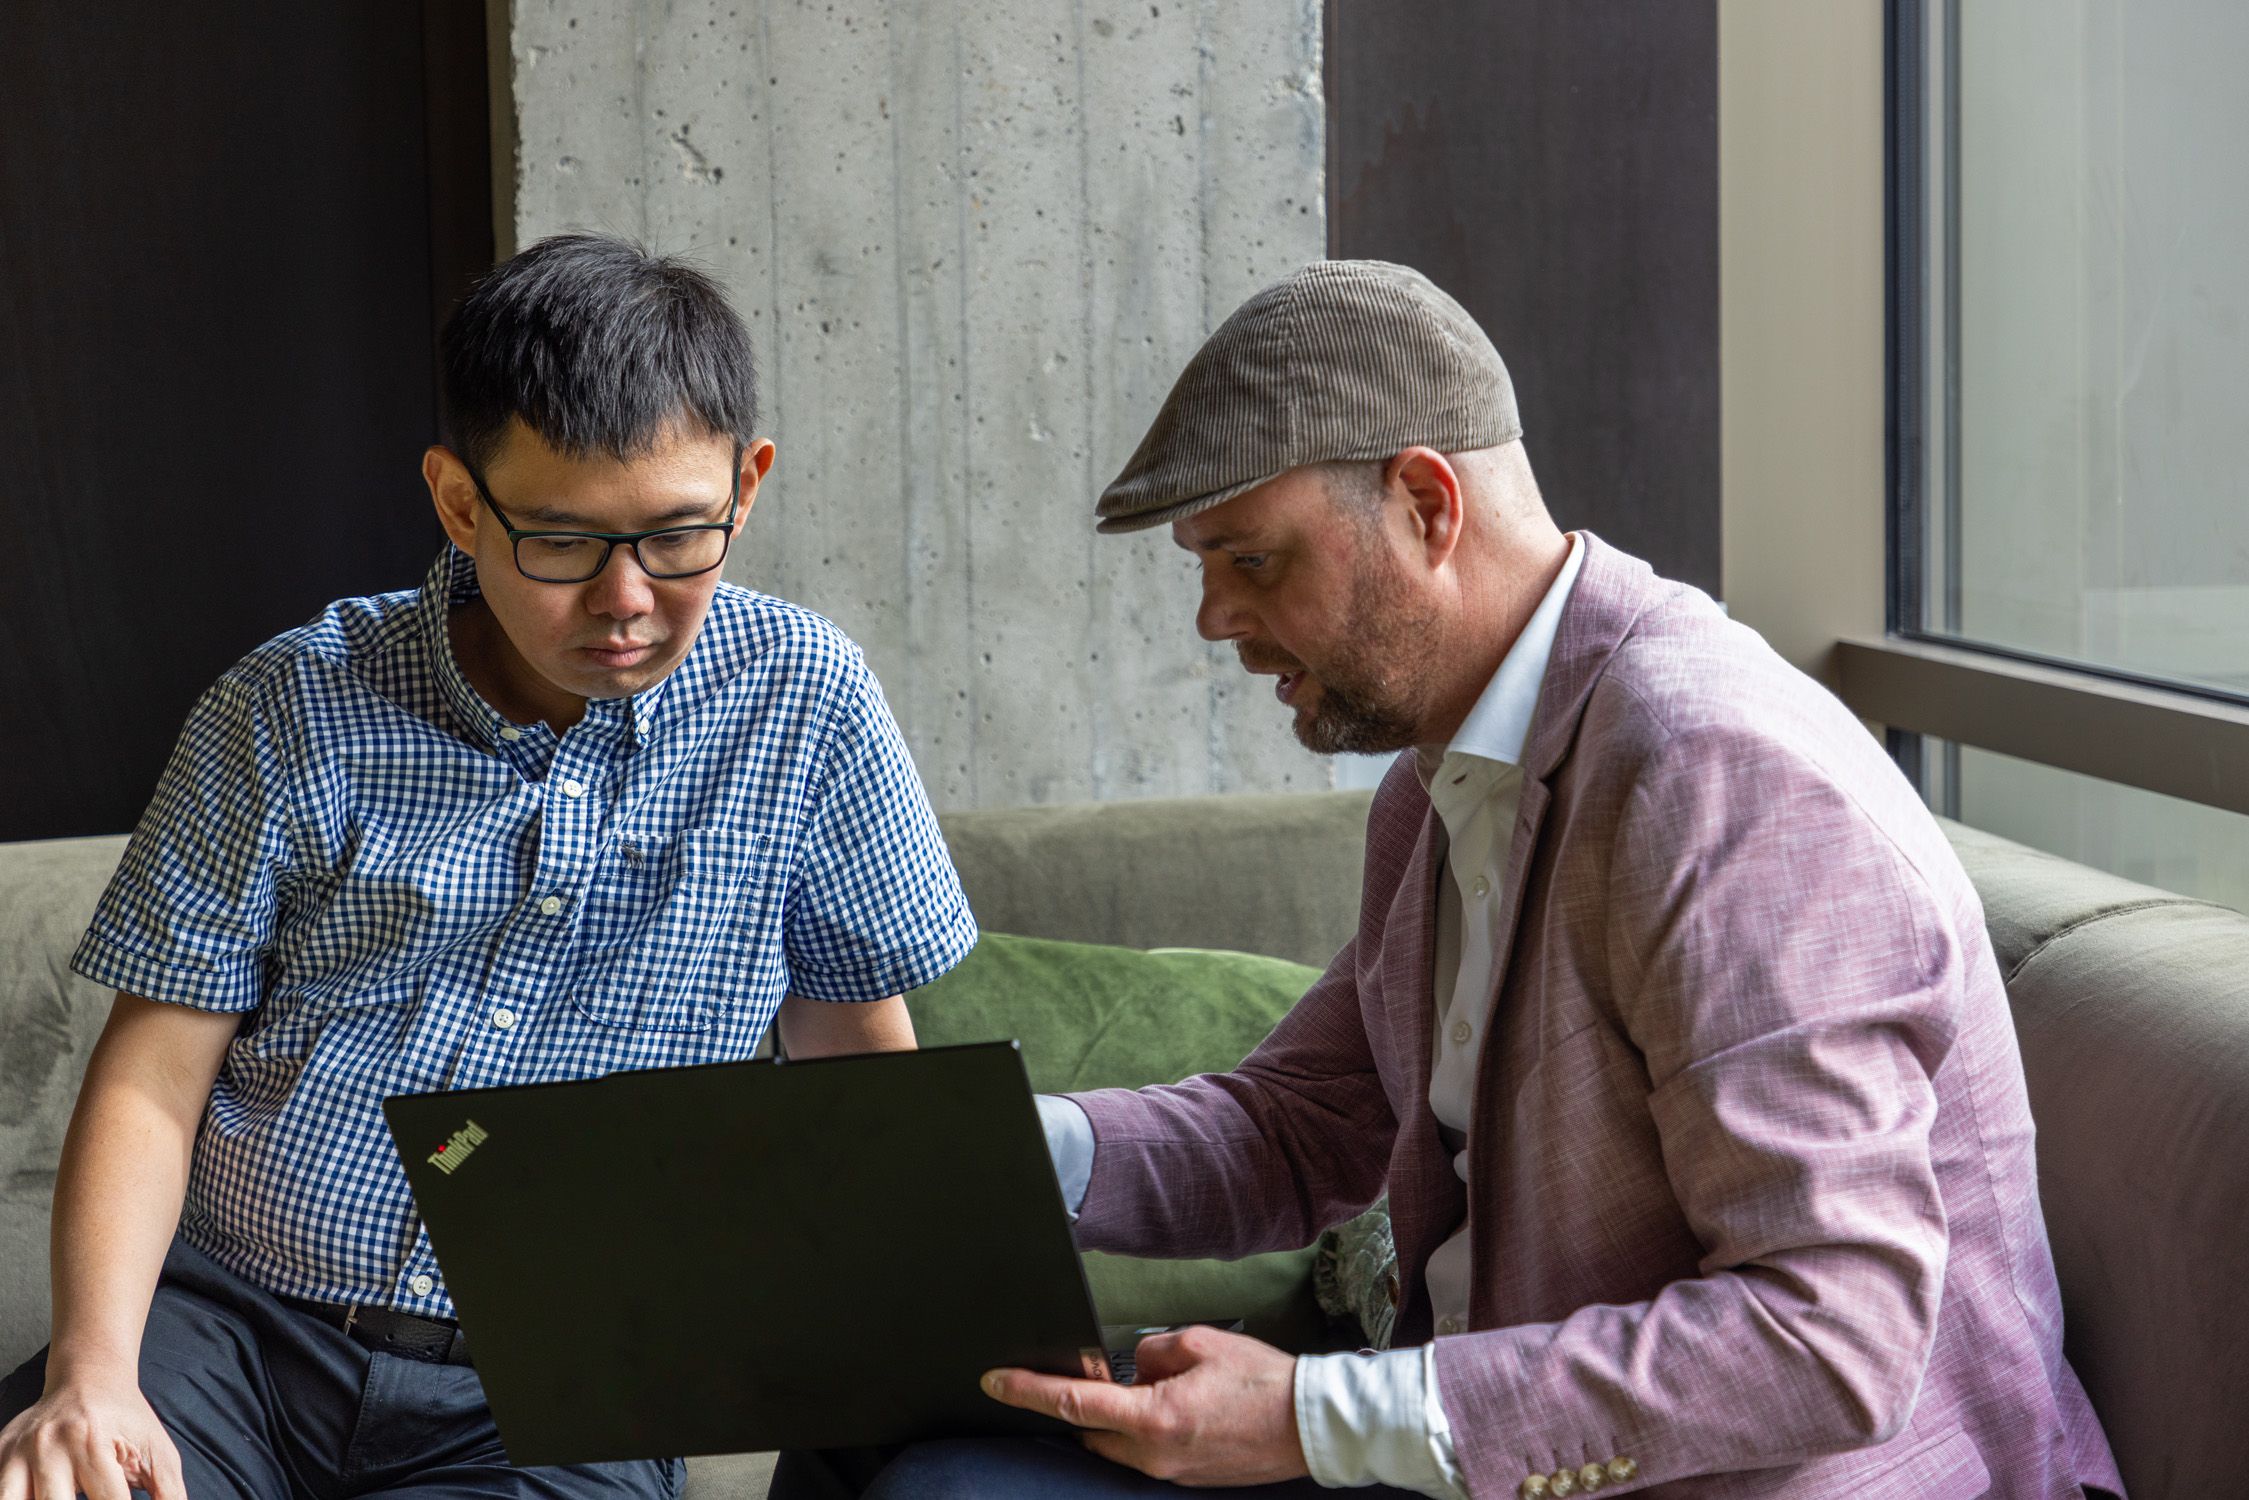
left=498, top=0, right=1327, bottom=811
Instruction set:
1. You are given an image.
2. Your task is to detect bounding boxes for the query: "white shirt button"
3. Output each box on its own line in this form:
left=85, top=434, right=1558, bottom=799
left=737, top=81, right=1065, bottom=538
left=491, top=1007, right=516, bottom=1030
left=1437, top=1314, right=1463, bottom=1335
left=562, top=778, right=586, bottom=799
left=538, top=894, right=565, bottom=916
left=1451, top=1019, right=1473, bottom=1046
left=498, top=726, right=522, bottom=742
left=409, top=1274, right=434, bottom=1297
left=1472, top=874, right=1492, bottom=899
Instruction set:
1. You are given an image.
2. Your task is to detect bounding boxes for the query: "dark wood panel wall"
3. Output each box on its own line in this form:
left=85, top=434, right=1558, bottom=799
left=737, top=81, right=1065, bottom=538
left=0, top=3, right=491, bottom=841
left=1326, top=1, right=1721, bottom=596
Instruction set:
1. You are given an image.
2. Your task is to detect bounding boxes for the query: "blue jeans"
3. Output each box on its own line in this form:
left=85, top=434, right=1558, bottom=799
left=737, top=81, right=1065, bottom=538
left=771, top=1438, right=1422, bottom=1498
left=0, top=1237, right=678, bottom=1500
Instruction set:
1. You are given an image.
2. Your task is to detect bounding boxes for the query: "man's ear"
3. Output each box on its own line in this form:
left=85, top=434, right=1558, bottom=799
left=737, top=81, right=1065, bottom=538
left=424, top=446, right=481, bottom=553
left=1386, top=447, right=1465, bottom=570
left=733, top=439, right=777, bottom=530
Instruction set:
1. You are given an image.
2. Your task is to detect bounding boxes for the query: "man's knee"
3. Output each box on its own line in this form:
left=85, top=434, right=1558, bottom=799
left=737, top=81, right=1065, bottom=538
left=861, top=1440, right=1010, bottom=1500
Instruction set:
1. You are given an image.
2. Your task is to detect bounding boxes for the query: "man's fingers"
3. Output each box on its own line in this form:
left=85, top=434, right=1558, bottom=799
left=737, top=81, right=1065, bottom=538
left=1080, top=1427, right=1145, bottom=1472
left=31, top=1444, right=80, bottom=1500
left=1127, top=1329, right=1198, bottom=1384
left=143, top=1430, right=189, bottom=1500
left=73, top=1434, right=132, bottom=1500
left=980, top=1368, right=1140, bottom=1432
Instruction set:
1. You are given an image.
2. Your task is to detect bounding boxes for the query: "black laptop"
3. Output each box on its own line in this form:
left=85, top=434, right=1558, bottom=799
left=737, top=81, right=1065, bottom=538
left=382, top=1041, right=1155, bottom=1466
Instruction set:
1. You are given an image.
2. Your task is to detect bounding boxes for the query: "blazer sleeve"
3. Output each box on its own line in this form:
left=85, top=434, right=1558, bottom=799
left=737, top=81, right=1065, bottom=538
left=1065, top=928, right=1398, bottom=1260
left=1432, top=723, right=1960, bottom=1496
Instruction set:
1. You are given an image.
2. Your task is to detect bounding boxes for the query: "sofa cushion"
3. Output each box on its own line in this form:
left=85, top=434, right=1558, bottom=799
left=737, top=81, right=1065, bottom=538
left=936, top=792, right=1374, bottom=972
left=1940, top=817, right=2249, bottom=1500
left=904, top=932, right=1343, bottom=1353
left=0, top=834, right=132, bottom=1372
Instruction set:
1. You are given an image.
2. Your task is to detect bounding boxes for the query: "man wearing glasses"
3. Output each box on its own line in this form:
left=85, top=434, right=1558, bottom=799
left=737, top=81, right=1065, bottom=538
left=0, top=235, right=976, bottom=1500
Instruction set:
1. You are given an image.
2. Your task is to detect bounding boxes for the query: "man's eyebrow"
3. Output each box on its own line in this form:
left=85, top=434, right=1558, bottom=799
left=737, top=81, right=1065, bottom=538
left=516, top=499, right=725, bottom=528
left=1176, top=529, right=1258, bottom=553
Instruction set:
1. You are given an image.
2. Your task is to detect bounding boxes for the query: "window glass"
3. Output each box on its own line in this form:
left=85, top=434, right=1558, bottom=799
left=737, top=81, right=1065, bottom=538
left=1925, top=739, right=2249, bottom=915
left=1919, top=0, right=2249, bottom=700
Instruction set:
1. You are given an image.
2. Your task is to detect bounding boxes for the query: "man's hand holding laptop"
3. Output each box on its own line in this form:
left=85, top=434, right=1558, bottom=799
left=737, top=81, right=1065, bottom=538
left=982, top=1322, right=1308, bottom=1487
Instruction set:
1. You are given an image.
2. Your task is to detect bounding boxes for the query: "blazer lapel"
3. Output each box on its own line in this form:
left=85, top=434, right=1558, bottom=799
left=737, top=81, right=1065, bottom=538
left=1380, top=799, right=1463, bottom=1344
left=1476, top=533, right=1657, bottom=1000
left=1382, top=800, right=1444, bottom=1116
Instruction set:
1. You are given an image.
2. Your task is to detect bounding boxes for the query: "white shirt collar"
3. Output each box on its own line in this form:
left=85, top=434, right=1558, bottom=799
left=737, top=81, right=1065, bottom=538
left=1421, top=532, right=1584, bottom=776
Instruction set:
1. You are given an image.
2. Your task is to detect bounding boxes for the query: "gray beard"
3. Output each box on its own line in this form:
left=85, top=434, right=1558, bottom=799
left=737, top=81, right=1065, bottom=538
left=1296, top=679, right=1420, bottom=755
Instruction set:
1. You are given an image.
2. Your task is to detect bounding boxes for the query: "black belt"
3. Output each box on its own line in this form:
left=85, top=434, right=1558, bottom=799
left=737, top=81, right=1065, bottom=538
left=280, top=1296, right=473, bottom=1367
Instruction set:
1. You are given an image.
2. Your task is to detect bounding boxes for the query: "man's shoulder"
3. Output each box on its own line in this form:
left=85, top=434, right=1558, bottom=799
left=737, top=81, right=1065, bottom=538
left=695, top=583, right=876, bottom=701
left=1581, top=584, right=1955, bottom=878
left=205, top=585, right=426, bottom=716
left=1585, top=585, right=1853, bottom=768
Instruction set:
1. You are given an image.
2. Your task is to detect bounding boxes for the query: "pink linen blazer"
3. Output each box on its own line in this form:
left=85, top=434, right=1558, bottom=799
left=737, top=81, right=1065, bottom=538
left=1070, top=534, right=2122, bottom=1499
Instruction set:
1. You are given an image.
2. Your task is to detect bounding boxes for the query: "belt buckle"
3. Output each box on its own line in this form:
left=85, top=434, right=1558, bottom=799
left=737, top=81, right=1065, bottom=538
left=343, top=1304, right=361, bottom=1337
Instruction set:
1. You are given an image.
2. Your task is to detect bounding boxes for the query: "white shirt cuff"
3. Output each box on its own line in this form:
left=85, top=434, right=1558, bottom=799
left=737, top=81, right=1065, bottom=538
left=1293, top=1344, right=1467, bottom=1497
left=1035, top=1093, right=1094, bottom=1218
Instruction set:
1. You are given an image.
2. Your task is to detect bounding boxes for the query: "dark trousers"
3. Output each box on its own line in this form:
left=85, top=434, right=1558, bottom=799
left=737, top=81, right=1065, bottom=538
left=771, top=1439, right=1419, bottom=1498
left=0, top=1237, right=678, bottom=1500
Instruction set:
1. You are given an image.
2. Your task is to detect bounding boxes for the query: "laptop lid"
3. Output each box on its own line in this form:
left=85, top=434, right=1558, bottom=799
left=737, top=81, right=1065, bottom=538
left=382, top=1041, right=1106, bottom=1464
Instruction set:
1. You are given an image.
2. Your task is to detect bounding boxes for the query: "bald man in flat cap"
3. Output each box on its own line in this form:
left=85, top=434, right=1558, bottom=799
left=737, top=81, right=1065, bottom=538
left=775, top=262, right=2121, bottom=1500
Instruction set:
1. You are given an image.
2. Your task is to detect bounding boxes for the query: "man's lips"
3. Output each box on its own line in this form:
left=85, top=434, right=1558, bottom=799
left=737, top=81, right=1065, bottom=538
left=1239, top=653, right=1310, bottom=706
left=580, top=641, right=657, bottom=666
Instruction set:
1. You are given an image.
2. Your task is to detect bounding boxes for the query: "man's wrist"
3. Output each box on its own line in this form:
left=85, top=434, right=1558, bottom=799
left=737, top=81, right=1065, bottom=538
left=1293, top=1345, right=1465, bottom=1498
left=43, top=1342, right=139, bottom=1388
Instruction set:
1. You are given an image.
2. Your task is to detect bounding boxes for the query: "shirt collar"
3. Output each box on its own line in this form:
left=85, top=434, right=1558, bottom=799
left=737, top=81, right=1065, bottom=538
left=416, top=545, right=666, bottom=750
left=1416, top=532, right=1585, bottom=786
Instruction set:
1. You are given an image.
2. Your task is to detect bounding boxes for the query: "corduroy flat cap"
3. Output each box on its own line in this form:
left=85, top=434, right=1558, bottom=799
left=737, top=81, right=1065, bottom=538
left=1094, top=259, right=1520, bottom=533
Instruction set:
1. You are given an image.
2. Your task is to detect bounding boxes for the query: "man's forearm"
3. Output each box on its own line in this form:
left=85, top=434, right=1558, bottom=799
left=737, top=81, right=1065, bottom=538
left=775, top=993, right=917, bottom=1057
left=46, top=1075, right=200, bottom=1380
left=44, top=996, right=232, bottom=1384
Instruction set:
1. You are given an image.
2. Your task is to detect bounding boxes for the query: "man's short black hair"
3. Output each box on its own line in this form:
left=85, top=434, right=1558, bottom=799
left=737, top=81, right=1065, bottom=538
left=439, top=234, right=759, bottom=472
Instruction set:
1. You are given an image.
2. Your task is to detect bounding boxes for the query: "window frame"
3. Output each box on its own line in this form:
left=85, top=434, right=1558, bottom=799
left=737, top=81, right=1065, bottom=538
left=1847, top=0, right=2249, bottom=819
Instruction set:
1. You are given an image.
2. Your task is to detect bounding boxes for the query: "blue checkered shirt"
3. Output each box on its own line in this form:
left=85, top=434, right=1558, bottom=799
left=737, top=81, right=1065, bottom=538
left=73, top=546, right=978, bottom=1319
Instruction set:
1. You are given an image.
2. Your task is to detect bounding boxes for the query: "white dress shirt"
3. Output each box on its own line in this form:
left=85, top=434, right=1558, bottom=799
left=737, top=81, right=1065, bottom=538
left=1043, top=534, right=1584, bottom=1495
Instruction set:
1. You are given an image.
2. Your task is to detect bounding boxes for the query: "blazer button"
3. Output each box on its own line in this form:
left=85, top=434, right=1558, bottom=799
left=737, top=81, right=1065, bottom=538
left=1516, top=1478, right=1550, bottom=1499
left=1577, top=1462, right=1608, bottom=1491
left=1549, top=1471, right=1578, bottom=1497
left=1606, top=1457, right=1638, bottom=1483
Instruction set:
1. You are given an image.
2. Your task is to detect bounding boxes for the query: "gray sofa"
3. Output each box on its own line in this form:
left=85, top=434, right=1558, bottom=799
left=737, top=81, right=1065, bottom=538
left=4, top=789, right=2245, bottom=1497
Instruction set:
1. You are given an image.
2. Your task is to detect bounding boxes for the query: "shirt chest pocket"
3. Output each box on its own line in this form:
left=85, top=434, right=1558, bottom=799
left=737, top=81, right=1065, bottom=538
left=569, top=825, right=786, bottom=1032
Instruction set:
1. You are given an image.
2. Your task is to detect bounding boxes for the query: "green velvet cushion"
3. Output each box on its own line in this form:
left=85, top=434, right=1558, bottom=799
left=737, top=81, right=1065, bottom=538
left=904, top=932, right=1338, bottom=1352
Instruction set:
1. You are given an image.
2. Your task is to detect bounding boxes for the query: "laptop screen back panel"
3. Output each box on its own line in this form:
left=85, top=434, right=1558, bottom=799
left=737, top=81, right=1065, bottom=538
left=384, top=1042, right=1103, bottom=1464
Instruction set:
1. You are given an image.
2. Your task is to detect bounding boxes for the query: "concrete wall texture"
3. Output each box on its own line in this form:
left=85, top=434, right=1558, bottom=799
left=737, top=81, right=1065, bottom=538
left=502, top=0, right=1328, bottom=811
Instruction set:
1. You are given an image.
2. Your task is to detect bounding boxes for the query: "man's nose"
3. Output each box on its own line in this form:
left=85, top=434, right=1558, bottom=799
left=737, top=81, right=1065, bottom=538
left=583, top=543, right=656, bottom=617
left=1195, top=573, right=1246, bottom=643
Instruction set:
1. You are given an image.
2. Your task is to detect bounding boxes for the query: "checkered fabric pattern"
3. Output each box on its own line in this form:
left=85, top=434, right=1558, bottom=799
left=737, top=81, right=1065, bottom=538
left=73, top=546, right=977, bottom=1319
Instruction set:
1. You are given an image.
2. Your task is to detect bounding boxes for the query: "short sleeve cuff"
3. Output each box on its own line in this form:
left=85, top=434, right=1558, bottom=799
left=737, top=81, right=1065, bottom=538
left=783, top=902, right=979, bottom=1003
left=70, top=928, right=265, bottom=1013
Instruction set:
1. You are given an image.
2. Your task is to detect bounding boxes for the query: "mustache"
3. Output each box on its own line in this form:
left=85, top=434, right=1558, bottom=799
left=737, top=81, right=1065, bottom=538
left=1236, top=644, right=1305, bottom=675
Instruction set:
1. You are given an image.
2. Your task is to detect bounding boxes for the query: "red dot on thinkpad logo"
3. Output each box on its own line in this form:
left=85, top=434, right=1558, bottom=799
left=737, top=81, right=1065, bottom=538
left=437, top=1145, right=448, bottom=1152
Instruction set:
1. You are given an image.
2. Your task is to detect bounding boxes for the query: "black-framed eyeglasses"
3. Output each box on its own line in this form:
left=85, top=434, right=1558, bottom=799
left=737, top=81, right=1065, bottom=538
left=464, top=445, right=743, bottom=583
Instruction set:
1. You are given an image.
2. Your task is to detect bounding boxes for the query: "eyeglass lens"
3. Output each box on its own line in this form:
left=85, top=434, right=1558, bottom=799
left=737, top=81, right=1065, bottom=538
left=515, top=528, right=730, bottom=582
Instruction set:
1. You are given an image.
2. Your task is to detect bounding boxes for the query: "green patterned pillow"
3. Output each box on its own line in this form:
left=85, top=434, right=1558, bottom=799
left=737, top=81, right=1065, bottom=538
left=905, top=931, right=1346, bottom=1352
